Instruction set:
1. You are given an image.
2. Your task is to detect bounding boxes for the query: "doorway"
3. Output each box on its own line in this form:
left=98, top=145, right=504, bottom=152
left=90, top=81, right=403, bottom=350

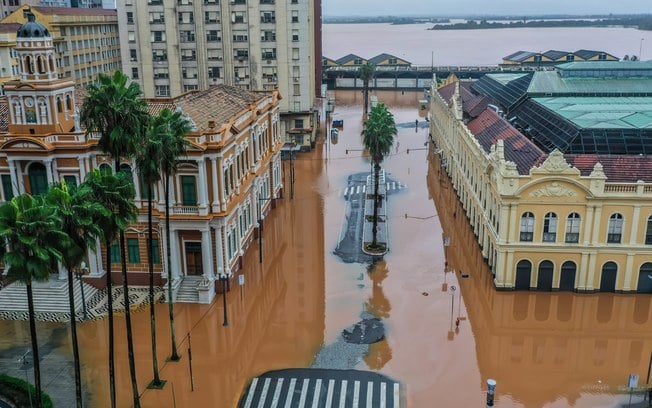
left=184, top=241, right=203, bottom=276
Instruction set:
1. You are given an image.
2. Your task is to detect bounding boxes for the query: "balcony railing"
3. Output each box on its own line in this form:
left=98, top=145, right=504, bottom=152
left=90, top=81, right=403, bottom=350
left=171, top=205, right=199, bottom=214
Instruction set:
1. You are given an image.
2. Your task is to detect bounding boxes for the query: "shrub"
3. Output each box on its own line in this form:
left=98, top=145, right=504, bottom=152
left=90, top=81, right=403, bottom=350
left=0, top=374, right=53, bottom=408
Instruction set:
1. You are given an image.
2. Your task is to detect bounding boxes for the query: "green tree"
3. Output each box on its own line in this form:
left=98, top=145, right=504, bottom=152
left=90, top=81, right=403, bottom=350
left=157, top=108, right=191, bottom=362
left=359, top=63, right=375, bottom=116
left=46, top=181, right=108, bottom=408
left=83, top=169, right=136, bottom=408
left=0, top=195, right=68, bottom=408
left=362, top=103, right=396, bottom=249
left=135, top=117, right=165, bottom=388
left=80, top=70, right=148, bottom=408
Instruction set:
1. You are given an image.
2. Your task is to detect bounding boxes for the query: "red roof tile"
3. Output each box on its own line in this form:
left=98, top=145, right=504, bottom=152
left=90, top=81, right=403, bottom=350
left=566, top=154, right=652, bottom=183
left=33, top=6, right=117, bottom=17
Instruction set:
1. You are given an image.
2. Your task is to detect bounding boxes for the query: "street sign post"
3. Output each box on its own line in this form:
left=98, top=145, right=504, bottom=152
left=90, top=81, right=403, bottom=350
left=628, top=373, right=639, bottom=407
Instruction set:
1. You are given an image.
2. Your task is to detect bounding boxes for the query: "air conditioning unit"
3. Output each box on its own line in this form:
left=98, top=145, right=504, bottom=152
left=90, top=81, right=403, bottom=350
left=266, top=60, right=271, bottom=64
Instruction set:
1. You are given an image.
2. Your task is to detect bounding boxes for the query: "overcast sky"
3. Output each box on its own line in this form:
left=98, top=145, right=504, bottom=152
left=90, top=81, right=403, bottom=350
left=322, top=0, right=652, bottom=17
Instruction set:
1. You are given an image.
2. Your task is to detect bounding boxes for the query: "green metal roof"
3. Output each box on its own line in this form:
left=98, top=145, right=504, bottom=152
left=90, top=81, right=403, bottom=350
left=527, top=71, right=652, bottom=95
left=532, top=96, right=652, bottom=129
left=557, top=61, right=652, bottom=71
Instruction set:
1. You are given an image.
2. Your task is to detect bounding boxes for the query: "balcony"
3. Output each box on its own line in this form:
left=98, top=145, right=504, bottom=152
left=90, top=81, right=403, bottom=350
left=172, top=205, right=199, bottom=215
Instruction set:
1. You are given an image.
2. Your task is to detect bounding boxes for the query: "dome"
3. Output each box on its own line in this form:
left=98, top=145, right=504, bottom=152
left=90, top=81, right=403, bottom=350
left=16, top=11, right=50, bottom=39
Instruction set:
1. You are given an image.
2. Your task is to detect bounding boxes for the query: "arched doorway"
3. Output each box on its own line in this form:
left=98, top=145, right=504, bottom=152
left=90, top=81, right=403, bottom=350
left=600, top=262, right=618, bottom=292
left=637, top=262, right=652, bottom=294
left=537, top=261, right=554, bottom=291
left=515, top=260, right=531, bottom=290
left=28, top=162, right=48, bottom=195
left=559, top=261, right=577, bottom=291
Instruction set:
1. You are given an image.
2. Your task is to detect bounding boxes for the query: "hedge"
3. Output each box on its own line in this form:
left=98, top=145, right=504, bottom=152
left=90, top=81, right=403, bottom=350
left=0, top=374, right=53, bottom=408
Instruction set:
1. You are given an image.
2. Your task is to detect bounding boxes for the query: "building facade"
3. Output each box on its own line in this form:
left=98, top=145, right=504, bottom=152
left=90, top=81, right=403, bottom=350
left=0, top=5, right=121, bottom=89
left=116, top=0, right=319, bottom=151
left=430, top=68, right=652, bottom=293
left=0, top=13, right=284, bottom=303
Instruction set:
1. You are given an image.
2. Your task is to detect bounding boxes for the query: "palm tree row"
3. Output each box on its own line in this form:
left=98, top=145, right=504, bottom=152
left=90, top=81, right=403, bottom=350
left=0, top=70, right=192, bottom=408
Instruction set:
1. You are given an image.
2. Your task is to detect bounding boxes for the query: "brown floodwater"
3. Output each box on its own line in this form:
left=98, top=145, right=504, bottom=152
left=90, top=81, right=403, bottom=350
left=2, top=90, right=651, bottom=408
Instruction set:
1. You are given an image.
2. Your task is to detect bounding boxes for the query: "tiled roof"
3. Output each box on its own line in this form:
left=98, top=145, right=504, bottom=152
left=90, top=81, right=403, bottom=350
left=467, top=109, right=546, bottom=174
left=542, top=50, right=570, bottom=60
left=574, top=49, right=602, bottom=60
left=566, top=154, right=652, bottom=182
left=32, top=6, right=117, bottom=16
left=0, top=23, right=21, bottom=33
left=335, top=54, right=365, bottom=65
left=503, top=51, right=534, bottom=62
left=437, top=82, right=456, bottom=104
left=368, top=53, right=408, bottom=65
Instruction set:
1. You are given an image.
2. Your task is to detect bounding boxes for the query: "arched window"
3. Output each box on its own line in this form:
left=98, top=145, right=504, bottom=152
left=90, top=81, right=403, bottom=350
left=49, top=56, right=55, bottom=72
left=520, top=212, right=534, bottom=242
left=600, top=262, right=618, bottom=292
left=25, top=55, right=34, bottom=74
left=99, top=163, right=112, bottom=175
left=515, top=260, right=532, bottom=290
left=56, top=97, right=63, bottom=113
left=543, top=212, right=557, bottom=242
left=646, top=216, right=652, bottom=245
left=607, top=213, right=623, bottom=243
left=66, top=94, right=73, bottom=111
left=37, top=55, right=45, bottom=74
left=565, top=213, right=580, bottom=243
left=637, top=262, right=652, bottom=294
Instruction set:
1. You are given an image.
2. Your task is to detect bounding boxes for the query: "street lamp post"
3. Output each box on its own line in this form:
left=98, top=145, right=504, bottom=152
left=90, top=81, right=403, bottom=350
left=220, top=274, right=229, bottom=327
left=74, top=261, right=89, bottom=320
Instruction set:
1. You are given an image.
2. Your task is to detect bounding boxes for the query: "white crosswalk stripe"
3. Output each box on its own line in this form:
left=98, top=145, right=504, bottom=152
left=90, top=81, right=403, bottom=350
left=366, top=381, right=374, bottom=408
left=298, top=379, right=309, bottom=408
left=244, top=378, right=259, bottom=408
left=338, top=380, right=348, bottom=408
left=342, top=181, right=407, bottom=198
left=270, top=379, right=284, bottom=408
left=284, top=378, right=297, bottom=408
left=325, top=379, right=335, bottom=408
left=257, top=378, right=271, bottom=408
left=310, top=379, right=322, bottom=408
left=353, top=380, right=360, bottom=408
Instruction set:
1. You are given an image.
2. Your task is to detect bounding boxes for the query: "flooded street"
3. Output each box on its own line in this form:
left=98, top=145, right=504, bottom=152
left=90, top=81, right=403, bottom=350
left=2, top=90, right=652, bottom=407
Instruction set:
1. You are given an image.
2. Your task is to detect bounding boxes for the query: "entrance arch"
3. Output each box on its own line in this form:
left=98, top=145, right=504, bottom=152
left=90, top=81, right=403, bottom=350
left=559, top=261, right=577, bottom=291
left=637, top=263, right=652, bottom=294
left=537, top=261, right=554, bottom=291
left=600, top=262, right=618, bottom=292
left=515, top=260, right=531, bottom=290
left=28, top=162, right=48, bottom=195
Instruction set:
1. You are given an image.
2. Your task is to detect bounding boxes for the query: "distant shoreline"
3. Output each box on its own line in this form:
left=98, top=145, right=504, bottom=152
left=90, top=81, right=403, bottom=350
left=431, top=17, right=652, bottom=31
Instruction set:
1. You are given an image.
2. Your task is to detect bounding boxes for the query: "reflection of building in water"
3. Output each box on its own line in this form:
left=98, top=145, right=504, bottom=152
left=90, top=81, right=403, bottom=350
left=427, top=160, right=652, bottom=407
left=0, top=14, right=284, bottom=304
left=430, top=61, right=652, bottom=293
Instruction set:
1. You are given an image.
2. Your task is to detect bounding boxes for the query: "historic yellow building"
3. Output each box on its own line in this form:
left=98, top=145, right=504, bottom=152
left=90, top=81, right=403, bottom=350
left=0, top=12, right=283, bottom=304
left=430, top=62, right=652, bottom=293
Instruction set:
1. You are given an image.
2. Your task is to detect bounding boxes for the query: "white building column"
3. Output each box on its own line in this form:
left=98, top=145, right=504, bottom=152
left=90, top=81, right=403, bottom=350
left=78, top=156, right=86, bottom=181
left=221, top=166, right=228, bottom=208
left=201, top=229, right=214, bottom=281
left=215, top=223, right=225, bottom=277
left=630, top=205, right=641, bottom=245
left=44, top=159, right=53, bottom=185
left=196, top=158, right=208, bottom=210
left=89, top=238, right=102, bottom=276
left=623, top=253, right=635, bottom=291
left=591, top=206, right=603, bottom=245
left=131, top=166, right=141, bottom=209
left=170, top=229, right=182, bottom=280
left=8, top=159, right=19, bottom=197
left=210, top=157, right=220, bottom=213
left=15, top=160, right=24, bottom=194
left=57, top=262, right=67, bottom=281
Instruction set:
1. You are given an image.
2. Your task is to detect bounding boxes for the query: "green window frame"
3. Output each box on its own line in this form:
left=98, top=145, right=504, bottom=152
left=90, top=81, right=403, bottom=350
left=150, top=239, right=161, bottom=264
left=127, top=238, right=140, bottom=263
left=181, top=175, right=197, bottom=205
left=140, top=174, right=151, bottom=200
left=63, top=175, right=77, bottom=189
left=2, top=174, right=13, bottom=201
left=28, top=163, right=48, bottom=196
left=110, top=242, right=120, bottom=263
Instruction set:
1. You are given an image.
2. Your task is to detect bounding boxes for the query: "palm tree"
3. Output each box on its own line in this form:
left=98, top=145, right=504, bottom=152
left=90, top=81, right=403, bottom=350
left=135, top=117, right=165, bottom=388
left=359, top=63, right=375, bottom=116
left=46, top=181, right=108, bottom=408
left=84, top=169, right=136, bottom=408
left=362, top=103, right=396, bottom=249
left=157, top=108, right=191, bottom=362
left=80, top=70, right=148, bottom=408
left=0, top=194, right=69, bottom=408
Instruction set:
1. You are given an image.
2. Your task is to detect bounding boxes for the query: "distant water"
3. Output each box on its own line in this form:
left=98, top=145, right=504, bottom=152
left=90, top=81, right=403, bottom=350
left=323, top=23, right=652, bottom=66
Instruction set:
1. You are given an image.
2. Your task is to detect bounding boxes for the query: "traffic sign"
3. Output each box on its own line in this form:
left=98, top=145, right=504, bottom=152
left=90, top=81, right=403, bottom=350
left=238, top=274, right=245, bottom=286
left=628, top=373, right=639, bottom=388
left=448, top=285, right=456, bottom=295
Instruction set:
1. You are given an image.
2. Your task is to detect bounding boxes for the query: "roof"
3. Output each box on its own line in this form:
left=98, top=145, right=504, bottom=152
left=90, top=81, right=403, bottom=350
left=335, top=54, right=366, bottom=65
left=542, top=50, right=570, bottom=60
left=367, top=53, right=408, bottom=65
left=533, top=96, right=652, bottom=129
left=527, top=71, right=652, bottom=96
left=574, top=49, right=609, bottom=60
left=467, top=109, right=545, bottom=174
left=566, top=154, right=652, bottom=182
left=471, top=73, right=533, bottom=111
left=503, top=51, right=534, bottom=62
left=557, top=60, right=652, bottom=72
left=17, top=11, right=49, bottom=38
left=32, top=6, right=117, bottom=16
left=0, top=23, right=21, bottom=33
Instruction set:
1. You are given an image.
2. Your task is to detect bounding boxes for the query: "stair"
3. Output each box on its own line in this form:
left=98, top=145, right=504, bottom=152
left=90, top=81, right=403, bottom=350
left=175, top=276, right=202, bottom=303
left=0, top=276, right=98, bottom=314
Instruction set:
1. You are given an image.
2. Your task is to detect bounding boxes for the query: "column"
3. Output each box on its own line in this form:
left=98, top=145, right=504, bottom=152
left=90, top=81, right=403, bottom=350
left=78, top=156, right=86, bottom=180
left=215, top=224, right=225, bottom=277
left=591, top=206, right=603, bottom=245
left=57, top=262, right=67, bottom=281
left=629, top=205, right=641, bottom=245
left=583, top=205, right=594, bottom=245
left=8, top=159, right=19, bottom=197
left=131, top=166, right=141, bottom=209
left=578, top=252, right=589, bottom=291
left=508, top=204, right=518, bottom=244
left=495, top=250, right=506, bottom=287
left=170, top=229, right=181, bottom=280
left=201, top=229, right=214, bottom=280
left=221, top=166, right=228, bottom=208
left=44, top=159, right=53, bottom=184
left=90, top=154, right=97, bottom=170
left=52, top=158, right=59, bottom=182
left=15, top=160, right=24, bottom=194
left=210, top=157, right=220, bottom=212
left=623, top=253, right=635, bottom=291
left=586, top=252, right=597, bottom=290
left=499, top=205, right=510, bottom=244
left=89, top=238, right=103, bottom=276
left=196, top=158, right=208, bottom=209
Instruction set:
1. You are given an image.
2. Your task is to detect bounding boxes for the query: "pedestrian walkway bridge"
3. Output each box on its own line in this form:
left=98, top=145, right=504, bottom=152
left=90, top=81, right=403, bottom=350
left=239, top=368, right=401, bottom=408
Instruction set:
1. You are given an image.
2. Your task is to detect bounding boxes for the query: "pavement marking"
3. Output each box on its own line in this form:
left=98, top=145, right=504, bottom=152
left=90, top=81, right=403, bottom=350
left=392, top=182, right=396, bottom=190
left=380, top=382, right=386, bottom=408
left=362, top=185, right=366, bottom=193
left=257, top=378, right=271, bottom=408
left=310, top=378, right=322, bottom=408
left=366, top=381, right=374, bottom=408
left=244, top=378, right=258, bottom=408
left=270, top=378, right=284, bottom=408
left=325, top=379, right=335, bottom=408
left=394, top=383, right=400, bottom=408
left=284, top=378, right=297, bottom=408
left=353, top=380, right=360, bottom=408
left=386, top=182, right=390, bottom=190
left=298, top=379, right=310, bottom=408
left=356, top=186, right=360, bottom=194
left=339, top=380, right=348, bottom=408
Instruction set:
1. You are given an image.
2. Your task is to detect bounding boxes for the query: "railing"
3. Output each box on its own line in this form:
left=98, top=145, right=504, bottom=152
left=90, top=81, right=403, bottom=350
left=171, top=205, right=199, bottom=214
left=43, top=134, right=86, bottom=143
left=604, top=184, right=638, bottom=193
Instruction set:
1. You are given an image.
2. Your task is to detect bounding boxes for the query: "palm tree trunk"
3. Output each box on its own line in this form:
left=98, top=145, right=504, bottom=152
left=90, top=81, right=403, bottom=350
left=66, top=263, right=83, bottom=408
left=147, top=186, right=162, bottom=386
left=116, top=159, right=141, bottom=408
left=105, top=242, right=116, bottom=408
left=165, top=175, right=180, bottom=361
left=372, top=161, right=380, bottom=246
left=363, top=81, right=369, bottom=116
left=26, top=277, right=43, bottom=408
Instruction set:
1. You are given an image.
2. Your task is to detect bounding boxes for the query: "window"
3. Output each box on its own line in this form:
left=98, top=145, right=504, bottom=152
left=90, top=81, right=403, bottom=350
left=205, top=11, right=219, bottom=23
left=182, top=67, right=197, bottom=79
left=178, top=12, right=194, bottom=24
left=63, top=175, right=77, bottom=189
left=261, top=30, right=275, bottom=42
left=262, top=48, right=276, bottom=60
left=28, top=163, right=48, bottom=196
left=566, top=54, right=575, bottom=61
left=130, top=49, right=137, bottom=62
left=646, top=216, right=652, bottom=245
left=599, top=53, right=607, bottom=60
left=262, top=66, right=276, bottom=82
left=207, top=49, right=221, bottom=61
left=292, top=48, right=299, bottom=60
left=2, top=174, right=13, bottom=201
left=181, top=31, right=195, bottom=42
left=232, top=11, right=246, bottom=23
left=520, top=212, right=534, bottom=242
left=565, top=213, right=580, bottom=243
left=128, top=31, right=135, bottom=43
left=260, top=11, right=275, bottom=23
left=153, top=50, right=167, bottom=61
left=389, top=58, right=397, bottom=64
left=155, top=85, right=170, bottom=97
left=293, top=84, right=300, bottom=96
left=154, top=68, right=169, bottom=79
left=291, top=10, right=299, bottom=23
left=292, top=29, right=299, bottom=42
left=607, top=213, right=623, bottom=243
left=150, top=239, right=161, bottom=264
left=534, top=55, right=542, bottom=62
left=181, top=49, right=196, bottom=61
left=294, top=119, right=304, bottom=128
left=204, top=0, right=218, bottom=3
left=354, top=58, right=362, bottom=65
left=110, top=242, right=120, bottom=263
left=178, top=0, right=193, bottom=4
left=151, top=31, right=166, bottom=42
left=233, top=31, right=248, bottom=42
left=149, top=12, right=164, bottom=24
left=208, top=66, right=220, bottom=79
left=206, top=30, right=221, bottom=41
left=235, top=49, right=249, bottom=59
left=181, top=175, right=197, bottom=205
left=184, top=85, right=199, bottom=92
left=542, top=212, right=557, bottom=242
left=126, top=12, right=134, bottom=24
left=127, top=238, right=140, bottom=263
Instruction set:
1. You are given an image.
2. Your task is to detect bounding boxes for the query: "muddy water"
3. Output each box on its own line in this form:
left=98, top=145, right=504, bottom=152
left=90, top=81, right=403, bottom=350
left=2, top=90, right=652, bottom=407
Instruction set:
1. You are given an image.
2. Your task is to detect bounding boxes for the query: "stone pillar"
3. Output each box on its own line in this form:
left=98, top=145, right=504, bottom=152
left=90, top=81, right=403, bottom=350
left=586, top=252, right=597, bottom=290
left=591, top=206, right=602, bottom=245
left=583, top=205, right=594, bottom=245
left=201, top=229, right=214, bottom=280
left=8, top=159, right=19, bottom=197
left=221, top=166, right=228, bottom=208
left=578, top=252, right=589, bottom=291
left=170, top=229, right=182, bottom=280
left=495, top=249, right=506, bottom=287
left=623, top=253, right=635, bottom=292
left=51, top=159, right=59, bottom=182
left=210, top=157, right=220, bottom=213
left=499, top=205, right=510, bottom=244
left=215, top=224, right=225, bottom=277
left=196, top=158, right=208, bottom=209
left=57, top=262, right=67, bottom=281
left=131, top=166, right=141, bottom=209
left=44, top=159, right=53, bottom=185
left=630, top=205, right=641, bottom=245
left=15, top=161, right=24, bottom=194
left=508, top=205, right=518, bottom=244
left=78, top=157, right=86, bottom=181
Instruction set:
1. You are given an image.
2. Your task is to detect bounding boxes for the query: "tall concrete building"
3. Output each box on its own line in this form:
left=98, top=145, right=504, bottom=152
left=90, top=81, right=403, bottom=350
left=117, top=0, right=320, bottom=149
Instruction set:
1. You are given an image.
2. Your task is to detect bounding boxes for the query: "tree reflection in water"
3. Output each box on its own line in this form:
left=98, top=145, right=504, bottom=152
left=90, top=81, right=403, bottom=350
left=365, top=260, right=391, bottom=319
